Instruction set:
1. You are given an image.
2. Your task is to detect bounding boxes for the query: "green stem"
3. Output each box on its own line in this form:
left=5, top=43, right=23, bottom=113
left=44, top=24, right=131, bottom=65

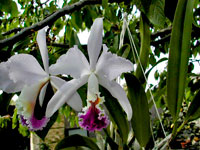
left=177, top=121, right=187, bottom=133
left=171, top=120, right=187, bottom=139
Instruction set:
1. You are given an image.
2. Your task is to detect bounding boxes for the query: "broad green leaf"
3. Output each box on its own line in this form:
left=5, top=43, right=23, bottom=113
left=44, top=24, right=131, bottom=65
left=10, top=1, right=19, bottom=17
left=71, top=11, right=83, bottom=31
left=101, top=86, right=129, bottom=144
left=148, top=0, right=165, bottom=27
left=69, top=30, right=81, bottom=48
left=0, top=0, right=19, bottom=17
left=102, top=0, right=108, bottom=8
left=124, top=73, right=151, bottom=147
left=185, top=90, right=200, bottom=122
left=132, top=0, right=152, bottom=13
left=167, top=0, right=195, bottom=121
left=135, top=13, right=150, bottom=84
left=55, top=134, right=100, bottom=150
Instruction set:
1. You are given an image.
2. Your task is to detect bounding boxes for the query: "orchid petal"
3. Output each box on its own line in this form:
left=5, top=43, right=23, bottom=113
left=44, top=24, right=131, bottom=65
left=87, top=18, right=103, bottom=71
left=50, top=76, right=83, bottom=111
left=49, top=46, right=90, bottom=78
left=98, top=76, right=132, bottom=120
left=8, top=54, right=48, bottom=86
left=46, top=75, right=89, bottom=118
left=67, top=93, right=83, bottom=111
left=16, top=80, right=47, bottom=119
left=0, top=62, right=23, bottom=93
left=50, top=76, right=66, bottom=90
left=87, top=73, right=99, bottom=101
left=96, top=45, right=134, bottom=81
left=37, top=26, right=49, bottom=73
left=39, top=82, right=48, bottom=106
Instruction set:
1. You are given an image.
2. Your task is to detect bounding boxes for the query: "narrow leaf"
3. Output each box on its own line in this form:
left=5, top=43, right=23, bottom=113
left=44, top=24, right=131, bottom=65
left=185, top=90, right=200, bottom=122
left=101, top=86, right=129, bottom=144
left=167, top=0, right=194, bottom=120
left=135, top=13, right=151, bottom=84
left=55, top=134, right=100, bottom=150
left=125, top=73, right=151, bottom=147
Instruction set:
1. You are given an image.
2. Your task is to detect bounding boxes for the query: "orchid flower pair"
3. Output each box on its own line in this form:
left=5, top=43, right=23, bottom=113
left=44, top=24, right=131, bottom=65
left=0, top=27, right=82, bottom=130
left=0, top=18, right=134, bottom=132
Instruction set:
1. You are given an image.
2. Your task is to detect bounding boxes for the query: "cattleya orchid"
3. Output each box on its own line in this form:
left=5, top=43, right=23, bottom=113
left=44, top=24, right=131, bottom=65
left=0, top=27, right=82, bottom=131
left=47, top=18, right=134, bottom=131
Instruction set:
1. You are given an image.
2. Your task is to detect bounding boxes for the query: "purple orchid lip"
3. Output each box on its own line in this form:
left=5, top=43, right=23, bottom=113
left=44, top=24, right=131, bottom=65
left=78, top=97, right=109, bottom=132
left=20, top=114, right=49, bottom=131
left=29, top=115, right=49, bottom=131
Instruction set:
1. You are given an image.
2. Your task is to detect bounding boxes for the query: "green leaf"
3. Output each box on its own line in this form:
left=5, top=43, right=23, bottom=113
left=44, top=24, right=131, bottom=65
left=55, top=134, right=100, bottom=150
left=145, top=57, right=168, bottom=78
left=13, top=37, right=31, bottom=52
left=124, top=73, right=151, bottom=147
left=0, top=0, right=19, bottom=17
left=103, top=129, right=119, bottom=149
left=185, top=90, right=200, bottom=122
left=117, top=44, right=130, bottom=58
left=132, top=0, right=152, bottom=13
left=167, top=0, right=195, bottom=121
left=101, top=86, right=129, bottom=144
left=71, top=11, right=83, bottom=31
left=135, top=13, right=151, bottom=83
left=102, top=0, right=108, bottom=8
left=12, top=108, right=18, bottom=129
left=148, top=0, right=165, bottom=27
left=69, top=30, right=81, bottom=48
left=10, top=1, right=19, bottom=17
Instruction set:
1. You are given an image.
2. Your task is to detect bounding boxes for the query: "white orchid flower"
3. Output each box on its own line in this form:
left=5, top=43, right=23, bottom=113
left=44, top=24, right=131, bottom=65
left=0, top=27, right=82, bottom=131
left=48, top=18, right=134, bottom=131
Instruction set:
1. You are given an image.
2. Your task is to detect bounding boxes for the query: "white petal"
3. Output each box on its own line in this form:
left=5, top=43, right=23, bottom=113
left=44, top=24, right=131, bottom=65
left=96, top=46, right=134, bottom=81
left=39, top=82, right=48, bottom=106
left=50, top=76, right=66, bottom=90
left=87, top=18, right=103, bottom=71
left=0, top=62, right=23, bottom=93
left=16, top=80, right=47, bottom=118
left=49, top=46, right=90, bottom=78
left=46, top=75, right=89, bottom=118
left=8, top=54, right=48, bottom=86
left=98, top=76, right=132, bottom=120
left=37, top=26, right=49, bottom=73
left=87, top=73, right=99, bottom=101
left=67, top=93, right=83, bottom=111
left=50, top=76, right=83, bottom=111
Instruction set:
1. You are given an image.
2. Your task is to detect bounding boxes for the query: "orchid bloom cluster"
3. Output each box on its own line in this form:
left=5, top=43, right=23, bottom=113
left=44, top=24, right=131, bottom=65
left=0, top=18, right=134, bottom=132
left=0, top=27, right=82, bottom=131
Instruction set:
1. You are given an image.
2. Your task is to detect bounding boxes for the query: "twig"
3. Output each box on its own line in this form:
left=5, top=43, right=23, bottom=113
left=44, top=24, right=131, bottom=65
left=2, top=27, right=23, bottom=36
left=151, top=26, right=172, bottom=39
left=151, top=34, right=171, bottom=46
left=0, top=0, right=102, bottom=49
